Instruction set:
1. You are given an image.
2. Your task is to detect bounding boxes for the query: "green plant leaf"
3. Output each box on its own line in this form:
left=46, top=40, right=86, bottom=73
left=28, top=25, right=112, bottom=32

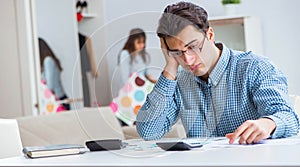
left=222, top=0, right=241, bottom=5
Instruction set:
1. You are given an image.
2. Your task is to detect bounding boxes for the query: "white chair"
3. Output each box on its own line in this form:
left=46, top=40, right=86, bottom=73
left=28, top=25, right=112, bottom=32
left=290, top=95, right=300, bottom=135
left=0, top=119, right=23, bottom=159
left=290, top=95, right=300, bottom=116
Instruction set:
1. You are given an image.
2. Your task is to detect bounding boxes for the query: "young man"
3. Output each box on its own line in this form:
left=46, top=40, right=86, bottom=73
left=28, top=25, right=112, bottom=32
left=136, top=2, right=299, bottom=144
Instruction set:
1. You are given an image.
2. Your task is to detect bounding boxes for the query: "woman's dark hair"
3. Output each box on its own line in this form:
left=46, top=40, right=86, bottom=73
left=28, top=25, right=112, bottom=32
left=157, top=2, right=209, bottom=38
left=122, top=28, right=147, bottom=64
left=38, top=38, right=63, bottom=72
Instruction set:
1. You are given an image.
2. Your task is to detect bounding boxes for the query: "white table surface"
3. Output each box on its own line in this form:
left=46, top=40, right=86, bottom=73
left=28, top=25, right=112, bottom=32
left=1, top=137, right=300, bottom=166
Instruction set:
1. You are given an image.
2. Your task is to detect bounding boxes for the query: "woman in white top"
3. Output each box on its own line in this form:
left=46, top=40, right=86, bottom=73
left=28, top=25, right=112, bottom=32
left=39, top=38, right=70, bottom=110
left=118, top=28, right=156, bottom=85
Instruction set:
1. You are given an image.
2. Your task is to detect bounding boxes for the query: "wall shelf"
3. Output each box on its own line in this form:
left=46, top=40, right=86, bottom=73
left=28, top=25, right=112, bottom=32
left=209, top=15, right=247, bottom=26
left=208, top=15, right=263, bottom=55
left=81, top=13, right=97, bottom=18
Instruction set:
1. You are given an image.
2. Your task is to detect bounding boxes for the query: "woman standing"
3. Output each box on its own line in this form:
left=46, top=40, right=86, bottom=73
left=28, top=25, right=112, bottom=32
left=39, top=38, right=70, bottom=110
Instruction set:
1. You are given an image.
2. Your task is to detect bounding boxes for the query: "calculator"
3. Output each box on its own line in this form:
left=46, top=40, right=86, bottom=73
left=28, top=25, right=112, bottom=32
left=156, top=141, right=203, bottom=151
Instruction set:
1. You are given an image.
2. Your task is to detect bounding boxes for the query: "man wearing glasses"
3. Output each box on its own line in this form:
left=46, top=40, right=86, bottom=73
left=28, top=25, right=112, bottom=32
left=136, top=2, right=299, bottom=144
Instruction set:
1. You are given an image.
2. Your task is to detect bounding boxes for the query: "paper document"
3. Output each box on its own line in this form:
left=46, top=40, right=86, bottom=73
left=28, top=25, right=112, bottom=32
left=203, top=136, right=300, bottom=149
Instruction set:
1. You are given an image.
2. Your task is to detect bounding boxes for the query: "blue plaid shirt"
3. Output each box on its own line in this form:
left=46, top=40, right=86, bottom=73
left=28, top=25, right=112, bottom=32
left=136, top=43, right=299, bottom=140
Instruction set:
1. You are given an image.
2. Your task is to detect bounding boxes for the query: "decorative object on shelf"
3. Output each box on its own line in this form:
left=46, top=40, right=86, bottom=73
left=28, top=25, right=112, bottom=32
left=76, top=0, right=96, bottom=20
left=222, top=0, right=241, bottom=15
left=77, top=12, right=83, bottom=22
left=76, top=0, right=88, bottom=13
left=76, top=0, right=88, bottom=22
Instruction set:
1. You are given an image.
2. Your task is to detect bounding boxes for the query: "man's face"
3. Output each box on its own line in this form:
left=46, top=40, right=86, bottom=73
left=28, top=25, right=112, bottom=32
left=164, top=25, right=217, bottom=77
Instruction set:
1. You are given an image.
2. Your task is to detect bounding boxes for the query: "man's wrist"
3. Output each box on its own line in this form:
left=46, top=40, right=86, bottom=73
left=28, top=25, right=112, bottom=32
left=260, top=118, right=276, bottom=136
left=163, top=70, right=176, bottom=80
left=163, top=65, right=177, bottom=80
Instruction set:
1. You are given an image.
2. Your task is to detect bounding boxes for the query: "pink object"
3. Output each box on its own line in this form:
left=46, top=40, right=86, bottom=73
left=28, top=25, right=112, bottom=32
left=44, top=89, right=53, bottom=99
left=109, top=102, right=118, bottom=113
left=56, top=105, right=66, bottom=112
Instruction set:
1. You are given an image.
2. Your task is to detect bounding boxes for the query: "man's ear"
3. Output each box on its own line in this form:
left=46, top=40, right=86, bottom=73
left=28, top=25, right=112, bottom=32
left=206, top=27, right=215, bottom=42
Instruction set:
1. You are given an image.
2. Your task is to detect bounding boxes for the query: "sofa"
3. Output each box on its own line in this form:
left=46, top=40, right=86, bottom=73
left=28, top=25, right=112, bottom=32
left=16, top=107, right=186, bottom=147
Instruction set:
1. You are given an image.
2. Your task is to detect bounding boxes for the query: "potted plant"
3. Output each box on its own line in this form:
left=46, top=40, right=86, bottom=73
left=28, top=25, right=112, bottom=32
left=222, top=0, right=241, bottom=5
left=222, top=0, right=241, bottom=15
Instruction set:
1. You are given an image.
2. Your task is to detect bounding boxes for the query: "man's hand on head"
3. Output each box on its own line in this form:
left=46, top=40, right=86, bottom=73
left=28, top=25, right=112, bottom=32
left=160, top=37, right=179, bottom=80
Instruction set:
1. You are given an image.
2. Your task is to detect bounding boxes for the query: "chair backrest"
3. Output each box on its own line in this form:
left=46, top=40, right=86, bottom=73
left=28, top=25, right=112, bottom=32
left=0, top=119, right=23, bottom=159
left=17, top=107, right=125, bottom=147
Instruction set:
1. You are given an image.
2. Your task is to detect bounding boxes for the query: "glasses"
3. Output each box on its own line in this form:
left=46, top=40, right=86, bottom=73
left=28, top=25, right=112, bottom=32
left=163, top=36, right=206, bottom=57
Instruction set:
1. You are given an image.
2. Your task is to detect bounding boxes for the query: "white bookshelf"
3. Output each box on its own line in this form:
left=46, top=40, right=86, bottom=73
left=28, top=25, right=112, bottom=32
left=209, top=15, right=263, bottom=55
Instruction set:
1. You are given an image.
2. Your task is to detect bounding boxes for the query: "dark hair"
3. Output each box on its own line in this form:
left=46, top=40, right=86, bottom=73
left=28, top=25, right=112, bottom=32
left=122, top=28, right=147, bottom=64
left=38, top=38, right=63, bottom=72
left=157, top=2, right=209, bottom=38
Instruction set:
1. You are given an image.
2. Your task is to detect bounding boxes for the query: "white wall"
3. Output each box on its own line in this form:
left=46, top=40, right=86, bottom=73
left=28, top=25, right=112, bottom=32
left=0, top=0, right=23, bottom=118
left=35, top=0, right=83, bottom=108
left=0, top=0, right=37, bottom=118
left=101, top=0, right=300, bottom=99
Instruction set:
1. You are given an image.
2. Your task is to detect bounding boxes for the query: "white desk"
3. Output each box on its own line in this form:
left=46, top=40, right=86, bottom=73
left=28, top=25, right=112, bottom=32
left=1, top=137, right=300, bottom=166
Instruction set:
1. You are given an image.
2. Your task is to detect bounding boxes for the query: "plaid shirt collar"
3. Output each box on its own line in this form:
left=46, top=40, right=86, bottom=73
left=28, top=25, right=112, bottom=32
left=194, top=43, right=230, bottom=87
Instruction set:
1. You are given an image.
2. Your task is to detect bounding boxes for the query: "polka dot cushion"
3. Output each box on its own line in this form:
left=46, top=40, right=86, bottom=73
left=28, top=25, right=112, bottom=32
left=110, top=72, right=154, bottom=126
